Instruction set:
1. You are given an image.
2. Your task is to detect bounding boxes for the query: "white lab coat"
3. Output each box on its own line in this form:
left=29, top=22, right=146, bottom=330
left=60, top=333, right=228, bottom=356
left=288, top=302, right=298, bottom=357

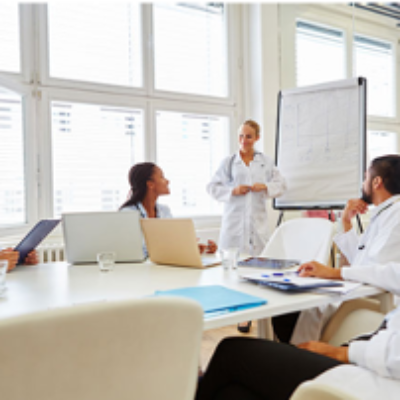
left=313, top=262, right=400, bottom=399
left=207, top=152, right=286, bottom=255
left=291, top=195, right=400, bottom=344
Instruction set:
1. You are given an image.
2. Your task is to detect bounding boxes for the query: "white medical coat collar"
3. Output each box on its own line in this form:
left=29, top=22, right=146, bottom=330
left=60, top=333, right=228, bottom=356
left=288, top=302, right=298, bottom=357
left=234, top=150, right=263, bottom=163
left=370, top=194, right=400, bottom=221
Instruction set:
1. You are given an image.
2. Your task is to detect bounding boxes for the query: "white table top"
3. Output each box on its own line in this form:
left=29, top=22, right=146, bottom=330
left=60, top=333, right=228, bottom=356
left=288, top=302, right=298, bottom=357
left=1, top=262, right=384, bottom=330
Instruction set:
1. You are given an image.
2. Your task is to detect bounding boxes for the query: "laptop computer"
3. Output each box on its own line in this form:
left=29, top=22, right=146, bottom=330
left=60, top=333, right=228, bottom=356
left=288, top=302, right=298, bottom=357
left=140, top=218, right=220, bottom=268
left=62, top=211, right=145, bottom=264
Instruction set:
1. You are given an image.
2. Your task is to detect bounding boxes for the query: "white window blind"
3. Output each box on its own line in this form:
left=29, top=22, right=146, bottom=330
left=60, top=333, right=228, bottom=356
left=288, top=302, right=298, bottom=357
left=0, top=87, right=25, bottom=226
left=355, top=35, right=394, bottom=117
left=51, top=101, right=144, bottom=216
left=296, top=20, right=345, bottom=87
left=368, top=131, right=398, bottom=162
left=156, top=110, right=228, bottom=216
left=0, top=4, right=20, bottom=73
left=153, top=3, right=228, bottom=97
left=47, top=3, right=142, bottom=87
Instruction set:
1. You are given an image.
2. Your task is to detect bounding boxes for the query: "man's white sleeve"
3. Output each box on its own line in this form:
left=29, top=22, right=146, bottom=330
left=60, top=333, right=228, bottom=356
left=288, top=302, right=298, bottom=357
left=334, top=228, right=359, bottom=264
left=349, top=311, right=400, bottom=379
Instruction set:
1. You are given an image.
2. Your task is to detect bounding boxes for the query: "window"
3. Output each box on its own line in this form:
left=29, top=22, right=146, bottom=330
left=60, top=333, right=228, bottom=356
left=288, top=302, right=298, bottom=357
left=0, top=3, right=20, bottom=73
left=354, top=35, right=395, bottom=117
left=153, top=3, right=228, bottom=97
left=47, top=3, right=142, bottom=87
left=156, top=110, right=228, bottom=216
left=51, top=101, right=144, bottom=216
left=0, top=86, right=25, bottom=226
left=368, top=131, right=397, bottom=162
left=0, top=4, right=237, bottom=233
left=296, top=20, right=345, bottom=87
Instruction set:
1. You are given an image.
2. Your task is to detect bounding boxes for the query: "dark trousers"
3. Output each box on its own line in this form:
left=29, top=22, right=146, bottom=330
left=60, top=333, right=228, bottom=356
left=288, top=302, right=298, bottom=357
left=196, top=337, right=342, bottom=400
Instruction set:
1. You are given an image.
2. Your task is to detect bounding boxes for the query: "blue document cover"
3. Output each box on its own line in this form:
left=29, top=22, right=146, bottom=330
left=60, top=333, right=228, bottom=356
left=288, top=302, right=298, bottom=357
left=154, top=285, right=267, bottom=317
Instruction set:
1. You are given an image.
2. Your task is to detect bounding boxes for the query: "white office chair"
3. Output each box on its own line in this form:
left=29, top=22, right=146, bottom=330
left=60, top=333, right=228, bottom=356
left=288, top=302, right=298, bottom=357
left=290, top=381, right=359, bottom=400
left=0, top=297, right=203, bottom=400
left=261, top=218, right=335, bottom=264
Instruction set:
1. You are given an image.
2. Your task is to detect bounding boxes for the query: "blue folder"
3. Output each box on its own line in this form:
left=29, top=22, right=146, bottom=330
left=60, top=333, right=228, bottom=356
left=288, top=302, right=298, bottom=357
left=154, top=285, right=267, bottom=317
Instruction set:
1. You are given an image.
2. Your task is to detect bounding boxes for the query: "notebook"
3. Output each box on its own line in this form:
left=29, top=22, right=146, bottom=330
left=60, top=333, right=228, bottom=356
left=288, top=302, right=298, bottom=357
left=141, top=218, right=220, bottom=268
left=154, top=285, right=267, bottom=317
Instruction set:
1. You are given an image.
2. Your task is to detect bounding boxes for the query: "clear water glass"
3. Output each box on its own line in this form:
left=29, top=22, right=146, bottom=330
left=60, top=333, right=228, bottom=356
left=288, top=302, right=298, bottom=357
left=97, top=252, right=115, bottom=272
left=219, top=248, right=240, bottom=270
left=0, top=260, right=8, bottom=295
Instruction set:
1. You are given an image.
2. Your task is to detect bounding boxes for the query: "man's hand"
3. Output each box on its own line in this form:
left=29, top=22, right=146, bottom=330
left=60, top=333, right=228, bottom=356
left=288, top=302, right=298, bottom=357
left=251, top=183, right=268, bottom=193
left=205, top=240, right=217, bottom=254
left=0, top=248, right=19, bottom=272
left=342, top=199, right=369, bottom=232
left=232, top=185, right=251, bottom=196
left=298, top=261, right=342, bottom=280
left=297, top=341, right=349, bottom=363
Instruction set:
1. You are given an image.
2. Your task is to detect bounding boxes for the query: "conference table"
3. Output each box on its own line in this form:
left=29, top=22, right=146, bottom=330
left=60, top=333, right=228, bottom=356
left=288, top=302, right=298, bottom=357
left=0, top=261, right=389, bottom=338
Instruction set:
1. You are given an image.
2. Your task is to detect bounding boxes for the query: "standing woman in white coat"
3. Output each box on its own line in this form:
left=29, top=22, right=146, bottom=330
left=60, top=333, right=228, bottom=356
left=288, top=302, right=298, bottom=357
left=207, top=120, right=286, bottom=256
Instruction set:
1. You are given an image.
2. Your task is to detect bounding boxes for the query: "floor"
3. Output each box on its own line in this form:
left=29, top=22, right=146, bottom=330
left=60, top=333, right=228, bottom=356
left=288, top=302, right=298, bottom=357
left=200, top=321, right=257, bottom=369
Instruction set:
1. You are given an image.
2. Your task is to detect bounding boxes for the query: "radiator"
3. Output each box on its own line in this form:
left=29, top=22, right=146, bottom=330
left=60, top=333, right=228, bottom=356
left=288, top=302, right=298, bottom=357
left=36, top=244, right=65, bottom=263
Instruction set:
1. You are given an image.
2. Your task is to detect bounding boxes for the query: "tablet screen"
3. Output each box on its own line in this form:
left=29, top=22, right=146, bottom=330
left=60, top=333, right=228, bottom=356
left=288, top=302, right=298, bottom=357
left=237, top=257, right=300, bottom=270
left=14, top=219, right=60, bottom=265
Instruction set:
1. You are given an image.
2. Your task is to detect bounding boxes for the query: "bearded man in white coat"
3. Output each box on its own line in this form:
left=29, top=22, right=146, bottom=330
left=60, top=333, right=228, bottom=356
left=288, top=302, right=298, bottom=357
left=272, top=154, right=400, bottom=344
left=196, top=261, right=400, bottom=400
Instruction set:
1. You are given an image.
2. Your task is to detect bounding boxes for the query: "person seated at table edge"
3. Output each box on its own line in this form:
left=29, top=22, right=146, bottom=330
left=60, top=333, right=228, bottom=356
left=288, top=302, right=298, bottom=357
left=119, top=162, right=217, bottom=254
left=0, top=248, right=38, bottom=272
left=196, top=261, right=400, bottom=400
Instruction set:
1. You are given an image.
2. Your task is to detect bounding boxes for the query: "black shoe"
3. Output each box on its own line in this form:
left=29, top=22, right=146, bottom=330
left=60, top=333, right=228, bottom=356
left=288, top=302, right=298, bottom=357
left=237, top=321, right=252, bottom=333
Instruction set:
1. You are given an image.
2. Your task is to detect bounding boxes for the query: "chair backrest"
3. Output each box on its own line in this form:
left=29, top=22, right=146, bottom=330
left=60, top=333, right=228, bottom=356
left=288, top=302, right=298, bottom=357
left=0, top=297, right=203, bottom=400
left=290, top=381, right=360, bottom=400
left=260, top=218, right=335, bottom=264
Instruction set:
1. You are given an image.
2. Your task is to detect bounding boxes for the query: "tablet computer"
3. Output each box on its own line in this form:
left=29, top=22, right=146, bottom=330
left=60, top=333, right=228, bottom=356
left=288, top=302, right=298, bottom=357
left=14, top=219, right=60, bottom=265
left=237, top=257, right=300, bottom=270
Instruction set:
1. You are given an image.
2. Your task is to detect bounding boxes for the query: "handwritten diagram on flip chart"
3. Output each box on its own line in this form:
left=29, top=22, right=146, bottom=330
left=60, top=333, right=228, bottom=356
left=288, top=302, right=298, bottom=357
left=274, top=78, right=366, bottom=209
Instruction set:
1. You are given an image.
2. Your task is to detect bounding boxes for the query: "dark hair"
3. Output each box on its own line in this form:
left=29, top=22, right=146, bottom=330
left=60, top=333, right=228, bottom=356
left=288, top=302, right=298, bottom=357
left=119, top=162, right=157, bottom=210
left=370, top=155, right=400, bottom=195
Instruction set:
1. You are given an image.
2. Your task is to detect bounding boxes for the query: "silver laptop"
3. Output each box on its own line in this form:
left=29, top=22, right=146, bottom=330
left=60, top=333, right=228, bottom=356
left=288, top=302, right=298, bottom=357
left=62, top=211, right=145, bottom=264
left=141, top=218, right=220, bottom=268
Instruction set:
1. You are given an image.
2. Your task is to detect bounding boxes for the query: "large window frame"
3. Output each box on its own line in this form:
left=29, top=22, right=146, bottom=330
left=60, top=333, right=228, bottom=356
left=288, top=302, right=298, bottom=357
left=279, top=3, right=400, bottom=152
left=0, top=4, right=242, bottom=236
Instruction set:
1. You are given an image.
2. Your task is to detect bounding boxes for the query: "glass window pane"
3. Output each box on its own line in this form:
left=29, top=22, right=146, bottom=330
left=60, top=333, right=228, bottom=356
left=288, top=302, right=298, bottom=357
left=368, top=131, right=398, bottom=162
left=296, top=20, right=345, bottom=87
left=48, top=4, right=142, bottom=87
left=51, top=101, right=144, bottom=216
left=355, top=35, right=395, bottom=117
left=153, top=3, right=228, bottom=97
left=0, top=4, right=20, bottom=73
left=0, top=87, right=25, bottom=226
left=156, top=110, right=228, bottom=216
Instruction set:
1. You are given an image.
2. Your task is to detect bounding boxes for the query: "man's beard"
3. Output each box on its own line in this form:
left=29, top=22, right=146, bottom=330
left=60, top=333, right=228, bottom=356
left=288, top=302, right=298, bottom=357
left=361, top=188, right=372, bottom=204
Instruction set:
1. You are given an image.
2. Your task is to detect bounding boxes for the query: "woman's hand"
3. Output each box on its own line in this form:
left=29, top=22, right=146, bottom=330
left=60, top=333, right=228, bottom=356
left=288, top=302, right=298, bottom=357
left=297, top=341, right=349, bottom=363
left=232, top=185, right=251, bottom=196
left=251, top=183, right=268, bottom=192
left=205, top=240, right=217, bottom=254
left=0, top=248, right=19, bottom=272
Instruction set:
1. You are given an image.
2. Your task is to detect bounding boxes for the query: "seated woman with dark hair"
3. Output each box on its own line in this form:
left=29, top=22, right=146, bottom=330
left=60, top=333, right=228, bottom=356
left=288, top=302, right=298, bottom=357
left=120, top=162, right=217, bottom=254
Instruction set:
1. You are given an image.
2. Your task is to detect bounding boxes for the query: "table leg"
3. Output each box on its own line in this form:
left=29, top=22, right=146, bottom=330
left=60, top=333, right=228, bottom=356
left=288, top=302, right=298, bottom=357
left=257, top=317, right=274, bottom=340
